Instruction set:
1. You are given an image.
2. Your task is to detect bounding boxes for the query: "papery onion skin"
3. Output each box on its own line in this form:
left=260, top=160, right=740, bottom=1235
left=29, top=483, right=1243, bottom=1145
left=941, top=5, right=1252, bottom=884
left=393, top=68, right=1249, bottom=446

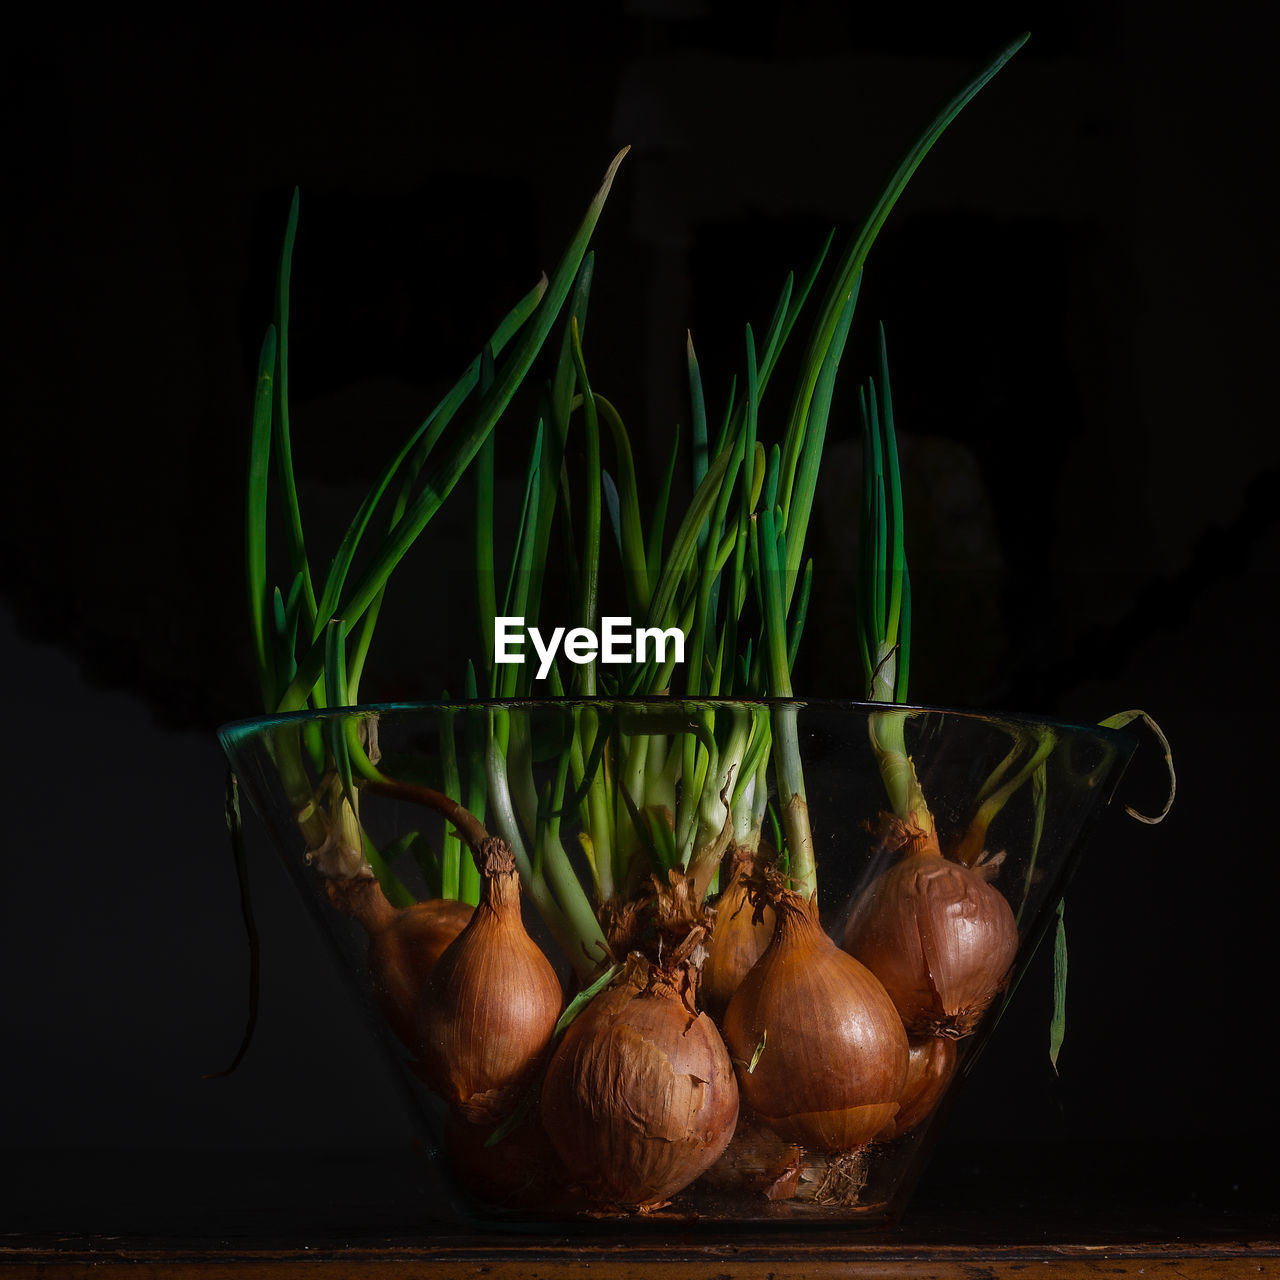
left=723, top=894, right=908, bottom=1152
left=370, top=898, right=473, bottom=1052
left=540, top=955, right=740, bottom=1210
left=877, top=1034, right=956, bottom=1141
left=702, top=863, right=776, bottom=1021
left=417, top=839, right=562, bottom=1124
left=326, top=877, right=474, bottom=1054
left=842, top=850, right=1018, bottom=1038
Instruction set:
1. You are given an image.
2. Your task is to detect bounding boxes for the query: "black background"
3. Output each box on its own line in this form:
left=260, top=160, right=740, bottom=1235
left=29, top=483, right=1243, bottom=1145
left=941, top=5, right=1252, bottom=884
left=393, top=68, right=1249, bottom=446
left=3, top=3, right=1277, bottom=1235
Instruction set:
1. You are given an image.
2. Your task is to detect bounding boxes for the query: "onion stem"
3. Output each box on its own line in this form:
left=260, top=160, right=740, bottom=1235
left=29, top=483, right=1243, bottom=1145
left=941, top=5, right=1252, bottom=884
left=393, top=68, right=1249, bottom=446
left=867, top=707, right=936, bottom=846
left=485, top=714, right=608, bottom=979
left=954, top=725, right=1057, bottom=866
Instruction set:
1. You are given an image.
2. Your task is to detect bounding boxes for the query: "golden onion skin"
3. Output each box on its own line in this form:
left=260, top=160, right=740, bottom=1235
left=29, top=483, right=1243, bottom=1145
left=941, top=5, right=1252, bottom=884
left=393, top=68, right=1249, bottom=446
left=702, top=867, right=776, bottom=1022
left=417, top=840, right=562, bottom=1124
left=843, top=850, right=1018, bottom=1038
left=326, top=876, right=475, bottom=1055
left=723, top=895, right=908, bottom=1152
left=877, top=1034, right=956, bottom=1141
left=369, top=898, right=473, bottom=1053
left=540, top=958, right=740, bottom=1210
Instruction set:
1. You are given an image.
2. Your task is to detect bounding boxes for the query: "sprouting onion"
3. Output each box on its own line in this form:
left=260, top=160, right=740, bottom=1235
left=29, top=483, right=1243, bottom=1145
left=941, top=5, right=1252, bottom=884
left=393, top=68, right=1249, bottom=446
left=243, top=150, right=628, bottom=887
left=841, top=326, right=1021, bottom=1039
left=842, top=337, right=1174, bottom=1053
left=227, top=36, right=1079, bottom=1207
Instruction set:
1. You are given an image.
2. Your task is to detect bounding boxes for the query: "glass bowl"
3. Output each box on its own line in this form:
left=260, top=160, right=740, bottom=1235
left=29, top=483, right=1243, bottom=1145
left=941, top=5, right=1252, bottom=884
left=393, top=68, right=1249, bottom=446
left=219, top=698, right=1135, bottom=1228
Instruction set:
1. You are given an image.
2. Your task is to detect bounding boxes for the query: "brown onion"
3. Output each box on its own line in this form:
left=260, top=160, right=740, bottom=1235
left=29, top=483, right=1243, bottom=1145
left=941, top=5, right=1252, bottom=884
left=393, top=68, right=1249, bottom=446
left=326, top=877, right=473, bottom=1054
left=540, top=953, right=740, bottom=1210
left=842, top=848, right=1018, bottom=1038
left=722, top=891, right=908, bottom=1152
left=369, top=898, right=473, bottom=1052
left=416, top=838, right=562, bottom=1124
left=702, top=855, right=776, bottom=1022
left=877, top=1035, right=956, bottom=1141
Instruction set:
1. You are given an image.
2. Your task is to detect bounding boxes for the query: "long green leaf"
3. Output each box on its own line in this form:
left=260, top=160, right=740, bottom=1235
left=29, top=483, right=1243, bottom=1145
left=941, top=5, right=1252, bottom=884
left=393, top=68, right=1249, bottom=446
left=720, top=325, right=760, bottom=679
left=897, top=563, right=912, bottom=700
left=323, top=620, right=354, bottom=800
left=345, top=584, right=383, bottom=703
left=498, top=427, right=544, bottom=699
left=783, top=277, right=859, bottom=603
left=247, top=326, right=277, bottom=707
left=867, top=379, right=887, bottom=648
left=715, top=231, right=835, bottom=458
left=688, top=410, right=749, bottom=696
left=529, top=255, right=595, bottom=626
left=475, top=423, right=498, bottom=693
left=688, top=333, right=709, bottom=500
left=787, top=558, right=813, bottom=674
left=645, top=425, right=681, bottom=598
left=439, top=697, right=463, bottom=901
left=754, top=274, right=794, bottom=397
left=313, top=281, right=546, bottom=646
left=345, top=152, right=628, bottom=621
left=272, top=190, right=318, bottom=634
left=1050, top=899, right=1067, bottom=1071
left=643, top=443, right=734, bottom=643
left=277, top=148, right=630, bottom=709
left=758, top=230, right=835, bottom=397
left=780, top=33, right=1028, bottom=527
left=879, top=324, right=907, bottom=646
left=602, top=470, right=623, bottom=560
left=460, top=664, right=484, bottom=905
left=758, top=507, right=792, bottom=698
left=597, top=395, right=650, bottom=616
left=270, top=588, right=292, bottom=687
left=550, top=255, right=594, bottom=439
left=568, top=317, right=602, bottom=696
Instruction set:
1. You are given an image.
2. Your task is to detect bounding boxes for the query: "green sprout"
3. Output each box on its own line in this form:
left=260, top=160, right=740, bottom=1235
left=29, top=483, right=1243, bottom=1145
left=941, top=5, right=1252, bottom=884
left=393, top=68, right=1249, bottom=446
left=239, top=36, right=1034, bottom=989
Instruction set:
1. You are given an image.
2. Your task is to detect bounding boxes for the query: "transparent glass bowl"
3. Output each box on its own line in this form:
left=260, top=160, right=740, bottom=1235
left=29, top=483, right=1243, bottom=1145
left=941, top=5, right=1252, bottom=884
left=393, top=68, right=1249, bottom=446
left=219, top=698, right=1135, bottom=1228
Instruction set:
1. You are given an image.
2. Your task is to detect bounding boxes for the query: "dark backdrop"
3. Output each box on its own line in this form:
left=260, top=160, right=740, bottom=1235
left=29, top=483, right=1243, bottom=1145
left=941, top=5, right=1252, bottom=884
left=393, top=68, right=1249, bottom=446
left=3, top=3, right=1277, bottom=1235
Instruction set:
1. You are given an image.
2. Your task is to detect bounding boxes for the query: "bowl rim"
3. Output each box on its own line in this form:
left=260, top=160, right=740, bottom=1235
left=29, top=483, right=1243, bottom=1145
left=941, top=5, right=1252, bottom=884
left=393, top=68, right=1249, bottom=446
left=217, top=696, right=1138, bottom=754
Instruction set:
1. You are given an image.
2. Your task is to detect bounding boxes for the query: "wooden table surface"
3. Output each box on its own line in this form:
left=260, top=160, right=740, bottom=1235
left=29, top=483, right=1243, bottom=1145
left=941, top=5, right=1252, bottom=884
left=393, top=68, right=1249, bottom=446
left=4, top=1140, right=1276, bottom=1277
